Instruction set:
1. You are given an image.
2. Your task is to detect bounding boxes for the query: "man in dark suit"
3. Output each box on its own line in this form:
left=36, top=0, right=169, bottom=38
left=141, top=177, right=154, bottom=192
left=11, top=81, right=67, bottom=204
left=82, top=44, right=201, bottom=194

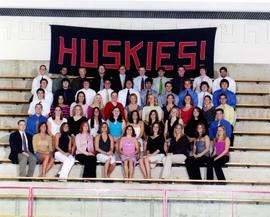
left=9, top=120, right=37, bottom=177
left=171, top=65, right=188, bottom=95
left=91, top=64, right=107, bottom=92
left=111, top=65, right=132, bottom=92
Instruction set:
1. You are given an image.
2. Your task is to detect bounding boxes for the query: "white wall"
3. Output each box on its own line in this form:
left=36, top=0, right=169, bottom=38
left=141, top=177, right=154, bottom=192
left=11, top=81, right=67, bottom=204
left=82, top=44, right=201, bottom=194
left=0, top=16, right=270, bottom=64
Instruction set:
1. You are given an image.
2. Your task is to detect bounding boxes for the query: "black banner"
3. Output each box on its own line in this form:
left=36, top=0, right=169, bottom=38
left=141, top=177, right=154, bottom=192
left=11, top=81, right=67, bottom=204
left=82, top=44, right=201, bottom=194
left=49, top=25, right=216, bottom=78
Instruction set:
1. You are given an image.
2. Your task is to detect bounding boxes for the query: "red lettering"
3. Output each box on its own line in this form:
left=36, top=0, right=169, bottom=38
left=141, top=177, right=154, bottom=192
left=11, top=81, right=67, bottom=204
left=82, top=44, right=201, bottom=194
left=178, top=41, right=197, bottom=70
left=80, top=39, right=98, bottom=68
left=146, top=42, right=153, bottom=71
left=200, top=40, right=206, bottom=60
left=58, top=36, right=77, bottom=66
left=102, top=40, right=121, bottom=69
left=125, top=41, right=143, bottom=70
left=156, top=42, right=175, bottom=70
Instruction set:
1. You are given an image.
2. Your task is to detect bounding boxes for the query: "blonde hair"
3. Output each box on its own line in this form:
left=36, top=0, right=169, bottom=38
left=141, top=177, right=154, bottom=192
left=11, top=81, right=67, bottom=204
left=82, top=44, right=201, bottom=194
left=215, top=125, right=227, bottom=141
left=72, top=104, right=84, bottom=116
left=147, top=94, right=158, bottom=106
left=91, top=93, right=104, bottom=110
left=173, top=123, right=184, bottom=138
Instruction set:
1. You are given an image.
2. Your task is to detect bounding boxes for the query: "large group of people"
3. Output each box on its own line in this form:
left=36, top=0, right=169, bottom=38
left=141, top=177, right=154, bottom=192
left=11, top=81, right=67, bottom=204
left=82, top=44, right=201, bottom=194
left=9, top=64, right=237, bottom=182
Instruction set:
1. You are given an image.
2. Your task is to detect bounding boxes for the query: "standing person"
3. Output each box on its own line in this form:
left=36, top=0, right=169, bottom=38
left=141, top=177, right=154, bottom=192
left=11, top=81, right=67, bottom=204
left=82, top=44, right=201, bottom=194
left=133, top=66, right=148, bottom=92
left=140, top=78, right=158, bottom=106
left=70, top=91, right=88, bottom=117
left=88, top=107, right=105, bottom=138
left=152, top=67, right=170, bottom=96
left=98, top=77, right=114, bottom=105
left=162, top=94, right=178, bottom=121
left=142, top=94, right=163, bottom=122
left=118, top=79, right=141, bottom=107
left=31, top=65, right=52, bottom=95
left=54, top=123, right=75, bottom=179
left=185, top=123, right=211, bottom=180
left=9, top=120, right=37, bottom=178
left=161, top=124, right=190, bottom=179
left=171, top=65, right=187, bottom=95
left=26, top=103, right=47, bottom=136
left=197, top=81, right=213, bottom=109
left=54, top=78, right=75, bottom=106
left=193, top=65, right=213, bottom=93
left=94, top=122, right=116, bottom=178
left=164, top=107, right=184, bottom=140
left=158, top=81, right=179, bottom=107
left=91, top=64, right=107, bottom=92
left=178, top=79, right=198, bottom=108
left=119, top=125, right=140, bottom=179
left=180, top=95, right=195, bottom=125
left=139, top=122, right=165, bottom=179
left=125, top=93, right=143, bottom=121
left=75, top=122, right=96, bottom=178
left=213, top=66, right=236, bottom=93
left=28, top=89, right=51, bottom=117
left=33, top=122, right=54, bottom=177
left=111, top=65, right=132, bottom=92
left=87, top=93, right=105, bottom=119
left=202, top=95, right=216, bottom=126
left=75, top=79, right=96, bottom=106
left=217, top=94, right=236, bottom=126
left=50, top=94, right=70, bottom=119
left=144, top=110, right=164, bottom=138
left=71, top=67, right=88, bottom=93
left=52, top=66, right=69, bottom=93
left=32, top=78, right=53, bottom=106
left=104, top=91, right=125, bottom=120
left=47, top=106, right=67, bottom=137
left=208, top=125, right=230, bottom=180
left=68, top=105, right=88, bottom=137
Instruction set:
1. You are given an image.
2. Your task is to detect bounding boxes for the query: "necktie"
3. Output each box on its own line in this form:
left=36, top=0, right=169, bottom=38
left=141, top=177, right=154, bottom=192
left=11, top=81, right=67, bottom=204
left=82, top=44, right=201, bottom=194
left=100, top=77, right=104, bottom=91
left=202, top=92, right=205, bottom=108
left=22, top=133, right=28, bottom=152
left=159, top=78, right=163, bottom=95
left=106, top=89, right=109, bottom=103
left=140, top=77, right=144, bottom=91
left=126, top=89, right=130, bottom=106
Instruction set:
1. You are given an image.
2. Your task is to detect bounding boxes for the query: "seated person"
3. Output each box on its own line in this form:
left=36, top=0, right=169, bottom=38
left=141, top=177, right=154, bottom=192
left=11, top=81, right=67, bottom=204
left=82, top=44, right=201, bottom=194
left=216, top=94, right=236, bottom=126
left=179, top=94, right=194, bottom=125
left=104, top=91, right=125, bottom=120
left=28, top=88, right=51, bottom=117
left=213, top=79, right=236, bottom=109
left=70, top=91, right=88, bottom=117
left=213, top=66, right=236, bottom=93
left=125, top=93, right=142, bottom=121
left=202, top=95, right=216, bottom=126
left=50, top=94, right=70, bottom=119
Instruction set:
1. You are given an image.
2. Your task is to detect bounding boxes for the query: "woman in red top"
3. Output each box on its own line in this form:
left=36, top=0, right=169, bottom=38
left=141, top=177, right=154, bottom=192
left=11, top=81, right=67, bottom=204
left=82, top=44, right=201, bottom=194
left=104, top=91, right=125, bottom=120
left=179, top=94, right=194, bottom=125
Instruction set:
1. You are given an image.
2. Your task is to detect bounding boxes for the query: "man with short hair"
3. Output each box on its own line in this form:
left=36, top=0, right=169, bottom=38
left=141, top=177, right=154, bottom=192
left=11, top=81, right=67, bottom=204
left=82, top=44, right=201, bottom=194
left=197, top=81, right=213, bottom=109
left=9, top=120, right=37, bottom=178
left=213, top=79, right=236, bottom=109
left=158, top=81, right=179, bottom=106
left=118, top=79, right=141, bottom=107
left=209, top=108, right=232, bottom=139
left=33, top=78, right=53, bottom=106
left=28, top=88, right=51, bottom=117
left=133, top=66, right=148, bottom=92
left=152, top=67, right=170, bottom=96
left=91, top=64, right=107, bottom=92
left=75, top=79, right=96, bottom=106
left=140, top=78, right=158, bottom=106
left=193, top=65, right=213, bottom=93
left=111, top=65, right=132, bottom=92
left=213, top=67, right=236, bottom=93
left=31, top=65, right=52, bottom=95
left=178, top=79, right=198, bottom=108
left=217, top=94, right=236, bottom=126
left=171, top=65, right=188, bottom=95
left=98, top=76, right=114, bottom=105
left=71, top=67, right=88, bottom=93
left=52, top=66, right=69, bottom=93
left=26, top=103, right=47, bottom=136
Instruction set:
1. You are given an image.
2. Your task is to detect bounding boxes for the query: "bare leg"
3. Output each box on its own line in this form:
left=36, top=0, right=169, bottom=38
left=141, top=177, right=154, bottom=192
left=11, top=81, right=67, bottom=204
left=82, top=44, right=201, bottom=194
left=108, top=163, right=116, bottom=178
left=45, top=156, right=55, bottom=174
left=144, top=158, right=151, bottom=179
left=104, top=160, right=110, bottom=178
left=128, top=160, right=134, bottom=179
left=123, top=161, right=129, bottom=178
left=139, top=158, right=147, bottom=179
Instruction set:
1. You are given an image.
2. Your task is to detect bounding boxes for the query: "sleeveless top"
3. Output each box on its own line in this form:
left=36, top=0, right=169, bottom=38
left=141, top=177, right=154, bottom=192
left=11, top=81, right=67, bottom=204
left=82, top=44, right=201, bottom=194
left=126, top=105, right=142, bottom=120
left=180, top=106, right=194, bottom=125
left=48, top=117, right=67, bottom=136
left=59, top=133, right=70, bottom=153
left=108, top=120, right=122, bottom=138
left=98, top=135, right=111, bottom=153
left=195, top=140, right=210, bottom=157
left=215, top=140, right=229, bottom=156
left=133, top=125, right=141, bottom=138
left=167, top=117, right=179, bottom=139
left=121, top=137, right=137, bottom=155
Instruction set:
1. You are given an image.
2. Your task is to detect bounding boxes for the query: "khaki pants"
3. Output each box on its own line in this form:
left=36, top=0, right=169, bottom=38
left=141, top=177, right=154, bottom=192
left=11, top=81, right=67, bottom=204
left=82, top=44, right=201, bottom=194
left=161, top=153, right=186, bottom=179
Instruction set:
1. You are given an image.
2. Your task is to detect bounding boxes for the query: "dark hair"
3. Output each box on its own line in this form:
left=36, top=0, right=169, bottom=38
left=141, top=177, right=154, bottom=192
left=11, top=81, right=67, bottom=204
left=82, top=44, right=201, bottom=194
left=97, top=122, right=110, bottom=134
left=177, top=65, right=186, bottom=70
left=165, top=81, right=172, bottom=87
left=199, top=65, right=207, bottom=71
left=138, top=66, right=146, bottom=70
left=123, top=125, right=136, bottom=137
left=184, top=78, right=192, bottom=84
left=145, top=77, right=153, bottom=84
left=111, top=91, right=118, bottom=97
left=53, top=94, right=67, bottom=107
left=103, top=75, right=111, bottom=82
left=35, top=103, right=43, bottom=109
left=182, top=94, right=193, bottom=106
left=17, top=120, right=25, bottom=125
left=216, top=108, right=224, bottom=114
left=82, top=79, right=90, bottom=85
left=203, top=95, right=212, bottom=101
left=60, top=122, right=69, bottom=134
left=128, top=93, right=137, bottom=104
left=39, top=65, right=47, bottom=70
left=148, top=110, right=159, bottom=126
left=61, top=78, right=70, bottom=86
left=79, top=121, right=90, bottom=134
left=220, top=79, right=229, bottom=88
left=200, top=81, right=209, bottom=91
left=38, top=122, right=48, bottom=134
left=40, top=78, right=48, bottom=85
left=52, top=106, right=63, bottom=120
left=90, top=107, right=102, bottom=128
left=118, top=65, right=126, bottom=70
left=219, top=93, right=227, bottom=99
left=149, top=122, right=162, bottom=136
left=191, top=107, right=204, bottom=121
left=166, top=94, right=175, bottom=105
left=195, top=122, right=207, bottom=138
left=219, top=66, right=227, bottom=72
left=98, top=64, right=106, bottom=70
left=75, top=91, right=86, bottom=104
left=59, top=66, right=67, bottom=71
left=157, top=66, right=165, bottom=72
left=128, top=110, right=141, bottom=124
left=109, top=107, right=123, bottom=123
left=125, top=79, right=133, bottom=87
left=36, top=88, right=45, bottom=95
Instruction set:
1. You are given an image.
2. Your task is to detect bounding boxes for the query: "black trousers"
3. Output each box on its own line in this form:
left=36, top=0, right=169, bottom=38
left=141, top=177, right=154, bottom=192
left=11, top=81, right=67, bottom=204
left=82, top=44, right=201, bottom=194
left=208, top=156, right=229, bottom=180
left=76, top=154, right=97, bottom=178
left=185, top=156, right=211, bottom=180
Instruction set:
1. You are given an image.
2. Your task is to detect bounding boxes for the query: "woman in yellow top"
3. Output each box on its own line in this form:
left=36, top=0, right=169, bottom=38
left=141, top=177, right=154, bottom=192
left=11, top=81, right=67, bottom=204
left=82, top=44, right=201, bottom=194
left=33, top=122, right=54, bottom=177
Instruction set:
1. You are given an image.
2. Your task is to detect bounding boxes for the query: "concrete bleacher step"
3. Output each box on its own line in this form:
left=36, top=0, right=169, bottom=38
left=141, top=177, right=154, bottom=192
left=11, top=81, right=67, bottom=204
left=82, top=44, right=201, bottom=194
left=236, top=107, right=270, bottom=118
left=237, top=82, right=270, bottom=92
left=234, top=121, right=270, bottom=132
left=236, top=94, right=270, bottom=104
left=0, top=104, right=29, bottom=113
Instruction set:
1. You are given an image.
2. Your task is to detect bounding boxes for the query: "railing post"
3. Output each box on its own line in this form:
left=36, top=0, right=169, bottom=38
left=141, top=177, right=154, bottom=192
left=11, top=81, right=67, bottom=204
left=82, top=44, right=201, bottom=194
left=163, top=190, right=168, bottom=217
left=28, top=187, right=34, bottom=217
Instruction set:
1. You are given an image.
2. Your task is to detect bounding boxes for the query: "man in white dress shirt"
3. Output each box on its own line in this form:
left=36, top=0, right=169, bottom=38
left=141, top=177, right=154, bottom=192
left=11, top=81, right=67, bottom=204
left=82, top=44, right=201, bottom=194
left=133, top=66, right=148, bottom=92
left=118, top=79, right=141, bottom=107
left=152, top=67, right=170, bottom=96
left=32, top=78, right=53, bottom=106
left=197, top=81, right=213, bottom=109
left=31, top=65, right=52, bottom=95
left=75, top=79, right=96, bottom=106
left=98, top=76, right=114, bottom=105
left=193, top=65, right=213, bottom=93
left=28, top=88, right=51, bottom=117
left=213, top=66, right=236, bottom=93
